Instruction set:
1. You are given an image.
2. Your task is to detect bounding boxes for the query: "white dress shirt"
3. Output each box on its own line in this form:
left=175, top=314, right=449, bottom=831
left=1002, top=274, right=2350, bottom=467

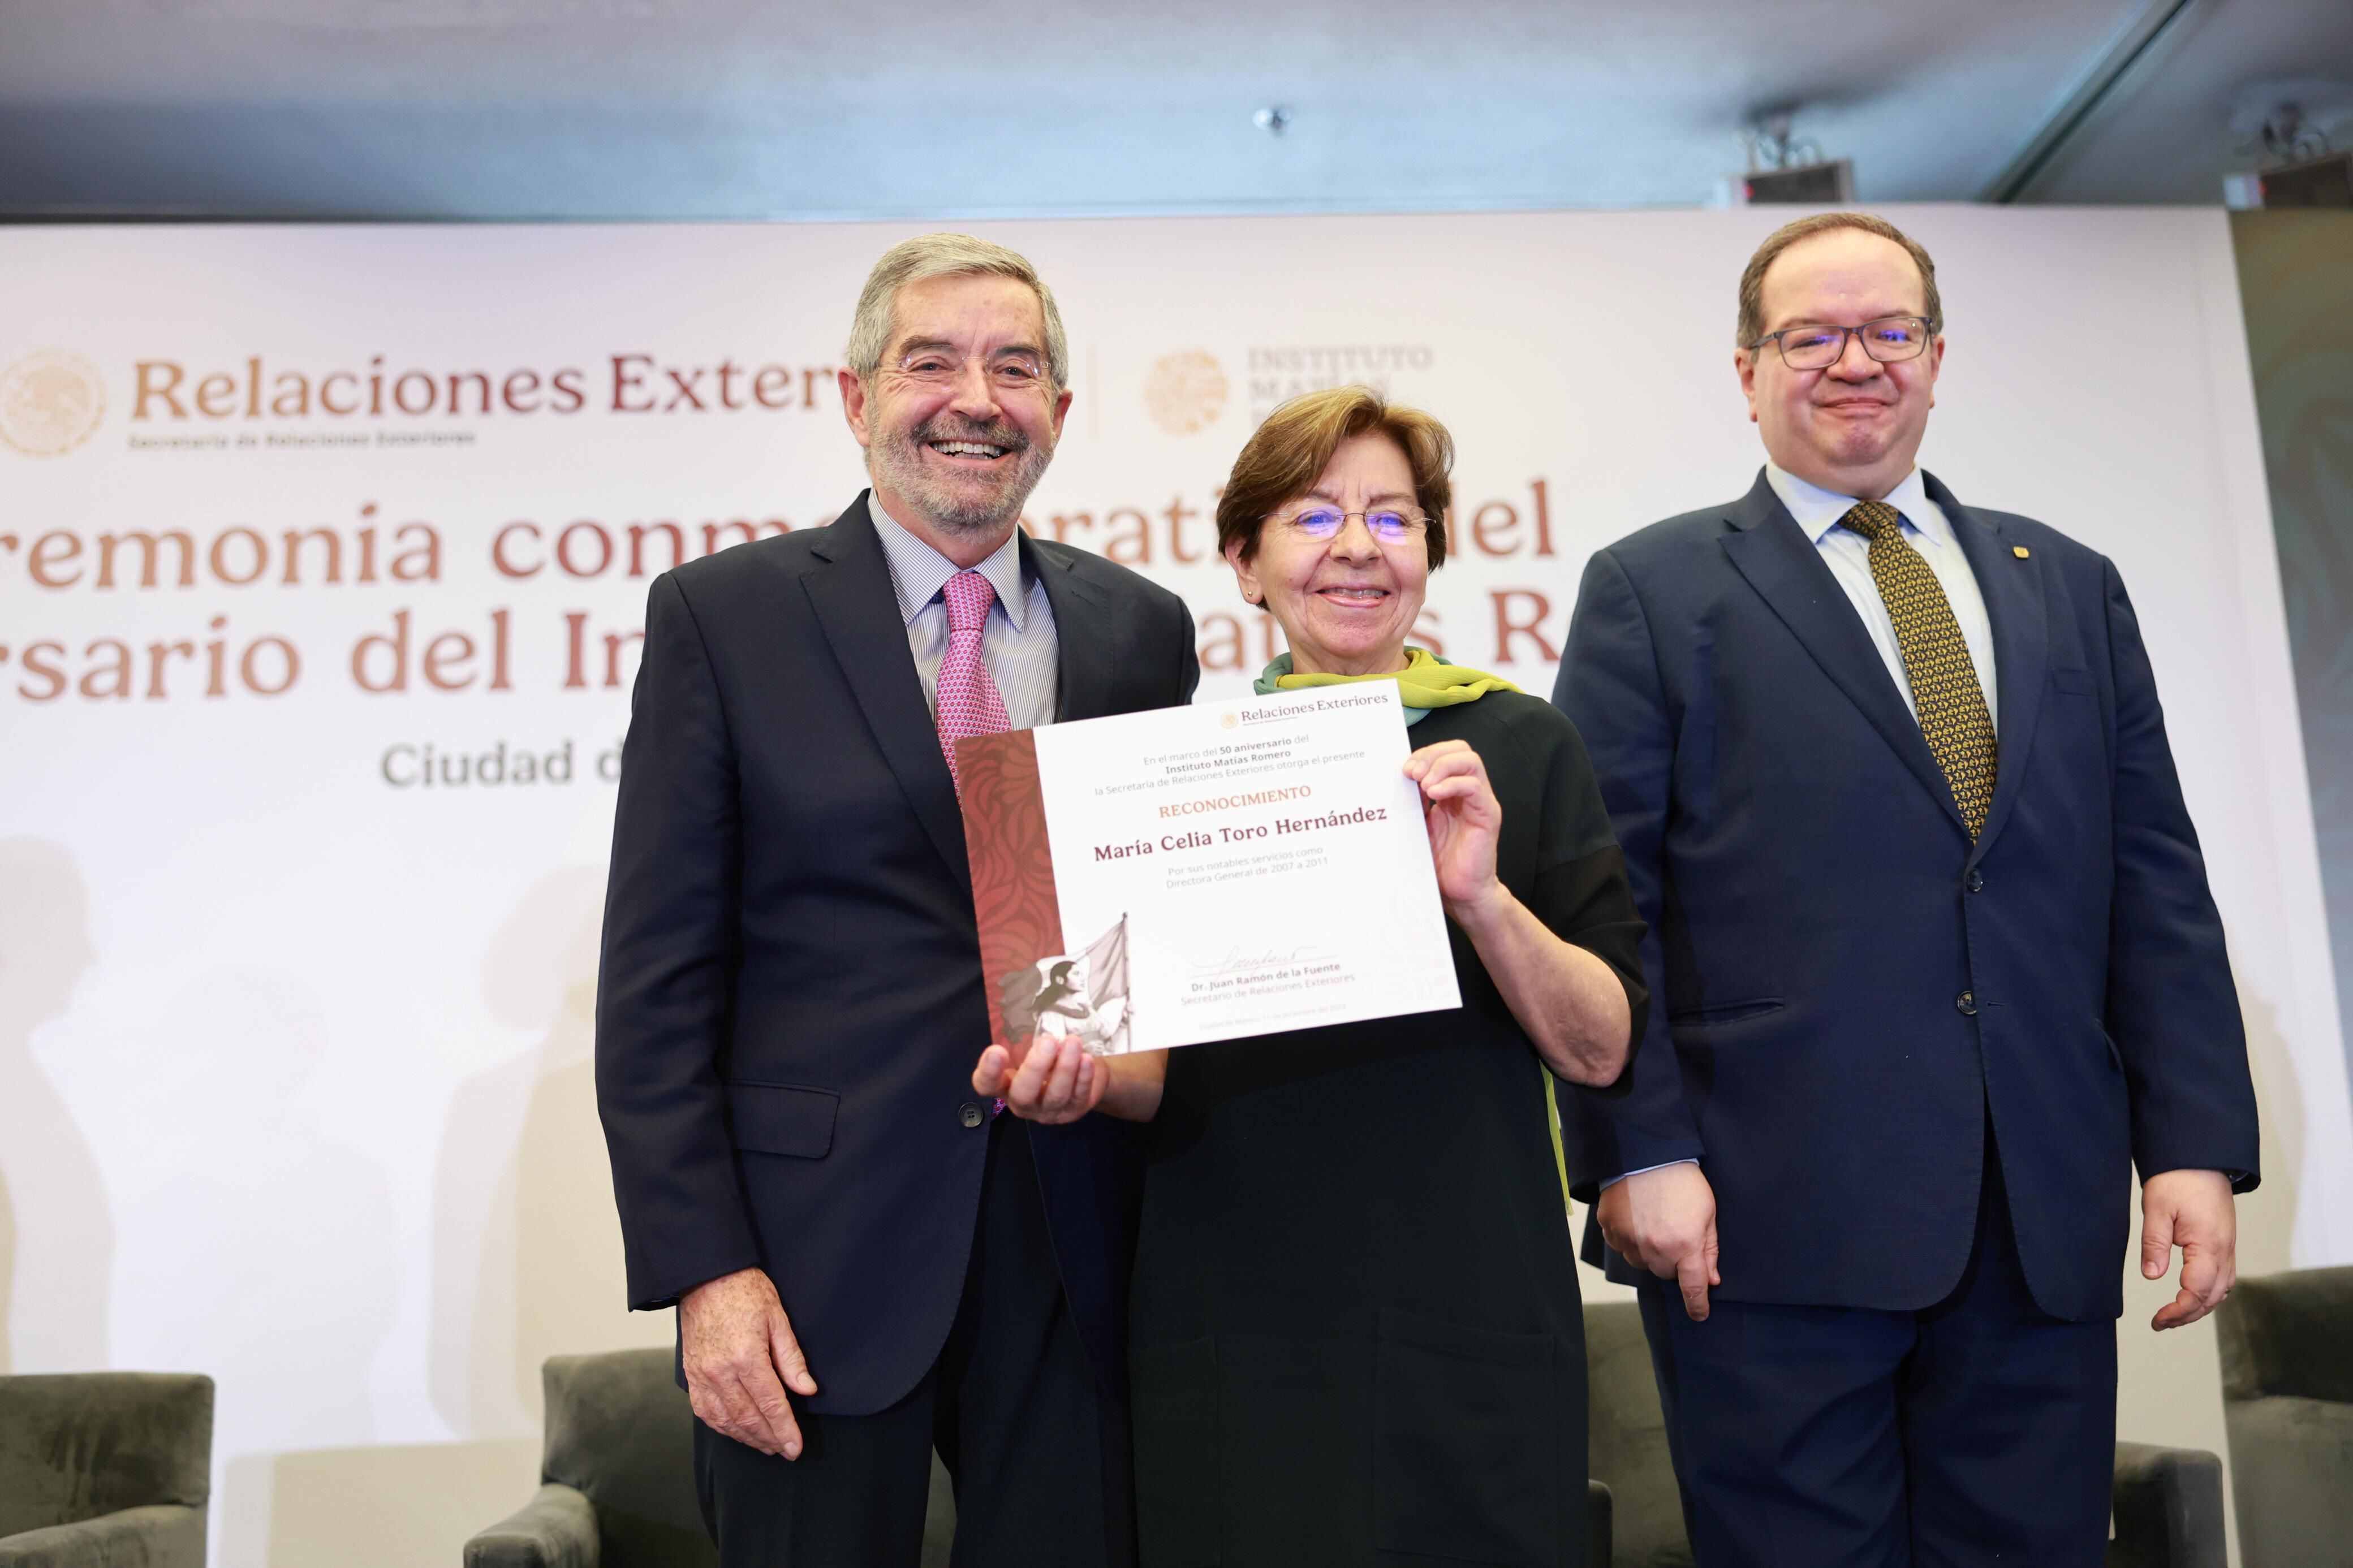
left=1599, top=464, right=2000, bottom=1194
left=1765, top=462, right=1999, bottom=737
left=869, top=496, right=1060, bottom=731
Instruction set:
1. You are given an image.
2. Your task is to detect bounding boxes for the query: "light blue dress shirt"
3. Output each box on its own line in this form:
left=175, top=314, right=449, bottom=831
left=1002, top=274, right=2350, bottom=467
left=869, top=497, right=1060, bottom=731
left=1765, top=462, right=1999, bottom=737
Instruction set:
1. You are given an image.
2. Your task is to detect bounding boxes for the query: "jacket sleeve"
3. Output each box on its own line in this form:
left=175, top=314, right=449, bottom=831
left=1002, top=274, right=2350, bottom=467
left=1552, top=547, right=1705, bottom=1200
left=594, top=571, right=766, bottom=1310
left=2099, top=556, right=2261, bottom=1190
left=1173, top=596, right=1201, bottom=704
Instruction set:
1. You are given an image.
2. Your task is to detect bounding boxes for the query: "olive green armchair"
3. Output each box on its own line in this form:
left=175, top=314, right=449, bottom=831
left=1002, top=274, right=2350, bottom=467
left=2216, top=1263, right=2353, bottom=1565
left=466, top=1349, right=957, bottom=1568
left=0, top=1372, right=213, bottom=1568
left=465, top=1351, right=715, bottom=1568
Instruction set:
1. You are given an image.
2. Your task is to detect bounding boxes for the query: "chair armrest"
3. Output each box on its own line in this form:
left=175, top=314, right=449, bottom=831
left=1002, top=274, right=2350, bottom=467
left=1587, top=1478, right=1612, bottom=1568
left=2223, top=1395, right=2353, bottom=1561
left=0, top=1504, right=207, bottom=1568
left=464, top=1482, right=601, bottom=1568
left=2108, top=1442, right=2224, bottom=1568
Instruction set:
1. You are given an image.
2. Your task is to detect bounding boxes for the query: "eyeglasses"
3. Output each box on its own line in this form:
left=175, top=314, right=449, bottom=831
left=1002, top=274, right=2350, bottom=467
left=891, top=348, right=1051, bottom=391
left=1274, top=505, right=1429, bottom=542
left=1746, top=316, right=1936, bottom=370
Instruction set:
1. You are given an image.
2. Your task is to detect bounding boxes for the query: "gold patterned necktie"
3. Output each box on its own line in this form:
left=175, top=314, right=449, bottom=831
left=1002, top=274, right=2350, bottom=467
left=1838, top=500, right=1998, bottom=839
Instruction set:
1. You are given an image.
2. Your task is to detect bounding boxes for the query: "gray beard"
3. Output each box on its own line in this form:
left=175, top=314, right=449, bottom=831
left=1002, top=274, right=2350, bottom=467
left=868, top=417, right=1054, bottom=539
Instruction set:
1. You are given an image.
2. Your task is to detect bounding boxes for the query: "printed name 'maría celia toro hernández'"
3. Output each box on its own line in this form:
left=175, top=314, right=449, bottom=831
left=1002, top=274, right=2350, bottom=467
left=1096, top=803, right=1391, bottom=861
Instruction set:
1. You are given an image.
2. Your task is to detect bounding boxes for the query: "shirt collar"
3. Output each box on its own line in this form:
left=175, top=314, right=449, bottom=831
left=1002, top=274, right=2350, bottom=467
left=868, top=493, right=1029, bottom=631
left=1765, top=462, right=1948, bottom=551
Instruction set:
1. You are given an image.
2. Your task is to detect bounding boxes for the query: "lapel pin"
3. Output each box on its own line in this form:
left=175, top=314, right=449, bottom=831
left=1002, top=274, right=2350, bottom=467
left=2012, top=546, right=2031, bottom=559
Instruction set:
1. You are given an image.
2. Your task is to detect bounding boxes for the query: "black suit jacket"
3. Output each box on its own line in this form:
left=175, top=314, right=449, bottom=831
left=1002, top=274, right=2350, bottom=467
left=595, top=494, right=1200, bottom=1413
left=1553, top=470, right=2259, bottom=1323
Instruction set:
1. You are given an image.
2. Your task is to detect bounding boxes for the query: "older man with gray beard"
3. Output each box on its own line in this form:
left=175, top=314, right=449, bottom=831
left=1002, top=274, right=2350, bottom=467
left=596, top=233, right=1199, bottom=1568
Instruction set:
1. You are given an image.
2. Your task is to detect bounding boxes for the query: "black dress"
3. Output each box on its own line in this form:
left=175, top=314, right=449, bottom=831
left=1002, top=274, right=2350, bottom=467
left=1129, top=693, right=1648, bottom=1568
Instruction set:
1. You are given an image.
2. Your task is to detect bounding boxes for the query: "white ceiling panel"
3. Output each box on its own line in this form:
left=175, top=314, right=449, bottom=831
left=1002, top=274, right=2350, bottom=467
left=0, top=0, right=2346, bottom=216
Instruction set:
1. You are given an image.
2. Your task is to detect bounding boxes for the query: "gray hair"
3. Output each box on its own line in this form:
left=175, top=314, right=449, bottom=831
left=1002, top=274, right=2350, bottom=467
left=844, top=234, right=1071, bottom=391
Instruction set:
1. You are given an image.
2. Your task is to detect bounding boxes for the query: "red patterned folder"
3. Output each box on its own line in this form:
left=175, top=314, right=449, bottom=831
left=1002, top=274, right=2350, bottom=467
left=956, top=729, right=1066, bottom=1048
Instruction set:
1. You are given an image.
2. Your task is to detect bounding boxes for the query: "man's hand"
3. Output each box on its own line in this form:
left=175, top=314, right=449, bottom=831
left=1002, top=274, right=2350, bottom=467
left=2141, top=1169, right=2237, bottom=1331
left=974, top=1034, right=1106, bottom=1124
left=1596, top=1162, right=1721, bottom=1321
left=680, top=1267, right=819, bottom=1458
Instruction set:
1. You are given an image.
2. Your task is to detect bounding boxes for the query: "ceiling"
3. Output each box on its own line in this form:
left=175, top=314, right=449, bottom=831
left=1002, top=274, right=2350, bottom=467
left=1, top=0, right=2348, bottom=219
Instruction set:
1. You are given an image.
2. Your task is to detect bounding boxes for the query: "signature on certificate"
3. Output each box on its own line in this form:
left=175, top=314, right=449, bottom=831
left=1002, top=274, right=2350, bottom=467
left=1193, top=943, right=1325, bottom=976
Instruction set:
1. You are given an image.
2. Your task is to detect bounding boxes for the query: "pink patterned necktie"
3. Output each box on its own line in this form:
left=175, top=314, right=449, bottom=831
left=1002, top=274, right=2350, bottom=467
left=935, top=569, right=1011, bottom=796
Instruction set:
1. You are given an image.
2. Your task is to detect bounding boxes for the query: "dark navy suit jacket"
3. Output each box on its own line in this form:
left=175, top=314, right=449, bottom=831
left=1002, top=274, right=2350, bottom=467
left=1553, top=470, right=2259, bottom=1324
left=595, top=495, right=1199, bottom=1414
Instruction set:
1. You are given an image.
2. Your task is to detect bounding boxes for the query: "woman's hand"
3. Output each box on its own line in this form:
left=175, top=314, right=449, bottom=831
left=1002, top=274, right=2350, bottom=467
left=1404, top=738, right=1505, bottom=919
left=1404, top=737, right=1633, bottom=1086
left=972, top=1035, right=1170, bottom=1123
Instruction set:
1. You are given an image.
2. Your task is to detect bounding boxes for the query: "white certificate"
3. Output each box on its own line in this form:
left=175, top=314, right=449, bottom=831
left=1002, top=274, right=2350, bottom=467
left=958, top=684, right=1461, bottom=1053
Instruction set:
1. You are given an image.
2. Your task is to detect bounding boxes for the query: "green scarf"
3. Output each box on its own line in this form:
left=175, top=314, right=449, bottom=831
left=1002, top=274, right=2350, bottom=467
left=1253, top=647, right=1520, bottom=725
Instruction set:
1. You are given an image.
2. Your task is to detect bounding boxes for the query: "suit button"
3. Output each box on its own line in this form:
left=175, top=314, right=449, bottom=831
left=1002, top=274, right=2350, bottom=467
left=959, top=1102, right=986, bottom=1129
left=1966, top=869, right=1984, bottom=892
left=1956, top=991, right=1977, bottom=1016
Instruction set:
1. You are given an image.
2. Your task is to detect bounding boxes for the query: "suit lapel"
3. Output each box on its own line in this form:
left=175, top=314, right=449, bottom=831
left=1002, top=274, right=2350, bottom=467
left=1932, top=473, right=2048, bottom=865
left=799, top=496, right=971, bottom=883
left=1025, top=532, right=1117, bottom=722
left=1718, top=470, right=1968, bottom=835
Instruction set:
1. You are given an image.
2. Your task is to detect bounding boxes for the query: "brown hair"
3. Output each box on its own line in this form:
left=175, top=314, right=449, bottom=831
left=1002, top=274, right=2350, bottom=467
left=1736, top=212, right=1942, bottom=349
left=1215, top=386, right=1454, bottom=570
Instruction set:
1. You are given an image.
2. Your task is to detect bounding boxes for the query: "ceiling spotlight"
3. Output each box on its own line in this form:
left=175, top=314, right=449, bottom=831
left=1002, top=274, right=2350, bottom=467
left=2225, top=80, right=2353, bottom=208
left=1721, top=108, right=1853, bottom=205
left=2254, top=101, right=2326, bottom=164
left=1253, top=106, right=1292, bottom=136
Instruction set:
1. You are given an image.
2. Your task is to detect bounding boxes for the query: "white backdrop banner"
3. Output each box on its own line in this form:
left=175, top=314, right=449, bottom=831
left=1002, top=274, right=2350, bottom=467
left=2, top=208, right=2347, bottom=1564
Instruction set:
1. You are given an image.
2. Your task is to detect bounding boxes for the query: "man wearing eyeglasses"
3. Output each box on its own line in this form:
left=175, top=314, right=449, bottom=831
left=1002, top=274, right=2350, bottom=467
left=1554, top=212, right=2258, bottom=1564
left=597, top=233, right=1197, bottom=1566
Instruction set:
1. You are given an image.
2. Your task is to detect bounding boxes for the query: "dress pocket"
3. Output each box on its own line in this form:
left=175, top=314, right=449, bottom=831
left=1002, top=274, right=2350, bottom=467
left=1373, top=1308, right=1557, bottom=1567
left=1134, top=1335, right=1221, bottom=1567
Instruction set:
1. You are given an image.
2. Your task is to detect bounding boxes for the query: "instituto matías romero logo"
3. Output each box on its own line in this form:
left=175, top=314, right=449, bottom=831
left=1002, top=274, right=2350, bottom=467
left=0, top=351, right=106, bottom=457
left=1143, top=350, right=1227, bottom=436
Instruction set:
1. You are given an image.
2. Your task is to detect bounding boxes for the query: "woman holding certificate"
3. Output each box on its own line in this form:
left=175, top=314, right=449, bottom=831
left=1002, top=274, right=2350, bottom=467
left=977, top=386, right=1647, bottom=1567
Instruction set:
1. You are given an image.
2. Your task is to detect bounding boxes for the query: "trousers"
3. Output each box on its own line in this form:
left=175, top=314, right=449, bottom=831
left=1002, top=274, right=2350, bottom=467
left=695, top=1115, right=1136, bottom=1567
left=1635, top=1123, right=2117, bottom=1566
